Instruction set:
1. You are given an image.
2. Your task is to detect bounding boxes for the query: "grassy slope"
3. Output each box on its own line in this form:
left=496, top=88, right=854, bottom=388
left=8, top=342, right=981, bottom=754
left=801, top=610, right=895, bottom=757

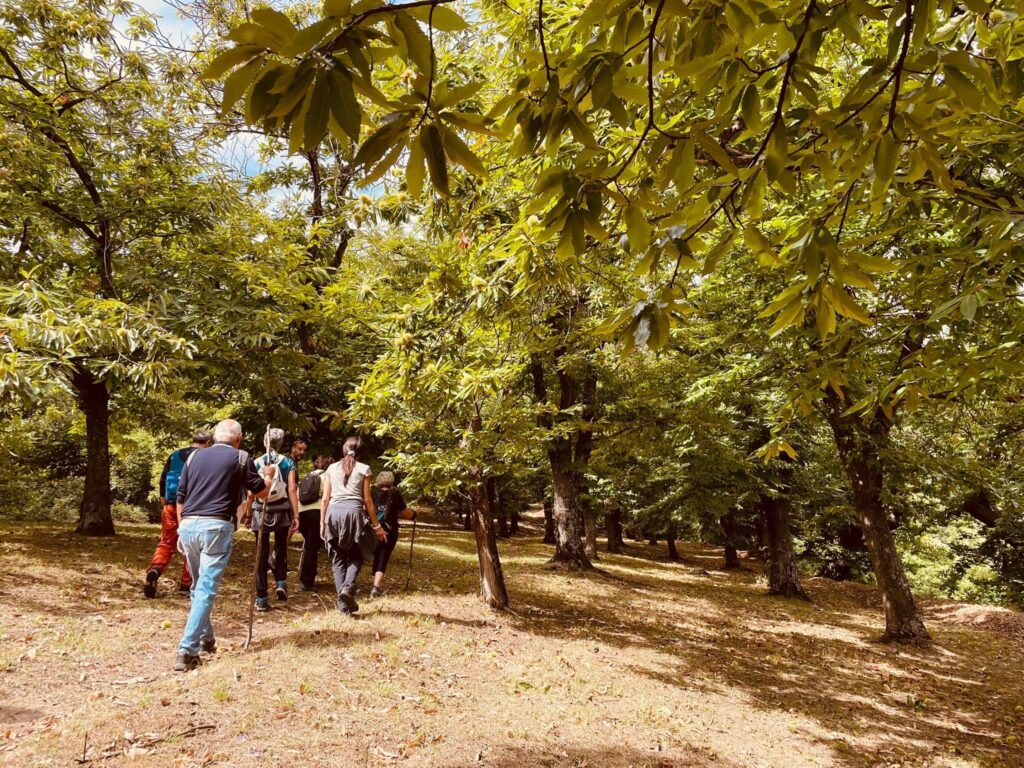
left=0, top=513, right=1022, bottom=768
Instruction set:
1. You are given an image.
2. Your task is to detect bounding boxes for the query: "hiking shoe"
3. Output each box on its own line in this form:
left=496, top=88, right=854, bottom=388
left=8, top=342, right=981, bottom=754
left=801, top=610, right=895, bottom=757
left=200, top=636, right=216, bottom=654
left=300, top=581, right=315, bottom=592
left=370, top=586, right=384, bottom=598
left=338, top=590, right=358, bottom=614
left=144, top=568, right=160, bottom=599
left=275, top=581, right=287, bottom=601
left=173, top=652, right=200, bottom=672
left=178, top=583, right=191, bottom=597
left=255, top=597, right=269, bottom=612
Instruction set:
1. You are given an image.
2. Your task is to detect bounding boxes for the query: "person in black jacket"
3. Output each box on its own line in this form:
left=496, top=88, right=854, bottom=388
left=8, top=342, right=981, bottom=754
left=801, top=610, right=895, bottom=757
left=369, top=471, right=415, bottom=598
left=173, top=419, right=271, bottom=672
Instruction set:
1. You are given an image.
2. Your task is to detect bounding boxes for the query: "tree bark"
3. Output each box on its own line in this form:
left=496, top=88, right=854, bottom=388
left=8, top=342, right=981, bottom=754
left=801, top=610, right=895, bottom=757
left=468, top=477, right=509, bottom=610
left=720, top=512, right=740, bottom=569
left=509, top=505, right=520, bottom=535
left=582, top=497, right=598, bottom=561
left=824, top=392, right=929, bottom=642
left=761, top=495, right=806, bottom=599
left=71, top=367, right=115, bottom=536
left=548, top=447, right=593, bottom=569
left=666, top=525, right=680, bottom=561
left=488, top=477, right=509, bottom=538
left=542, top=496, right=555, bottom=544
left=606, top=506, right=624, bottom=553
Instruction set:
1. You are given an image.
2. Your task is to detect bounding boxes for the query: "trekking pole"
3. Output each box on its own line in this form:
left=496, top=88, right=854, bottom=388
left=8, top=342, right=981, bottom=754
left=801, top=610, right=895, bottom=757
left=401, top=518, right=413, bottom=593
left=244, top=424, right=272, bottom=651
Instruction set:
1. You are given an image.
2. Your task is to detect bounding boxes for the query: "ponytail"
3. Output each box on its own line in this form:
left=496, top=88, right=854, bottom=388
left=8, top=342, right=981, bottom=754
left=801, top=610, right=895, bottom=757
left=341, top=436, right=362, bottom=486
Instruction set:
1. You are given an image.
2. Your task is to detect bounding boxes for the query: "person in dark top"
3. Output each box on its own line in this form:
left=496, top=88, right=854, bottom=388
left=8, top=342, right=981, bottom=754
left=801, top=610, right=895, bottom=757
left=173, top=419, right=271, bottom=672
left=297, top=454, right=331, bottom=591
left=369, top=471, right=415, bottom=598
left=144, top=431, right=211, bottom=598
left=241, top=428, right=300, bottom=612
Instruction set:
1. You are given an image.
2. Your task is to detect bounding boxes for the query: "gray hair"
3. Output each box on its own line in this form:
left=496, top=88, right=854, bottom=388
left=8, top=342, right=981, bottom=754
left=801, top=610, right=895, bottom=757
left=213, top=419, right=242, bottom=442
left=267, top=427, right=285, bottom=451
left=375, top=470, right=395, bottom=488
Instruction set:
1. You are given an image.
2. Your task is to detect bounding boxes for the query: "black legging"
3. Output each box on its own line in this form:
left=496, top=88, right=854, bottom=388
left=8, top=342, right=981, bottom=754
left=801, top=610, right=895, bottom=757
left=255, top=525, right=289, bottom=598
left=373, top=526, right=399, bottom=573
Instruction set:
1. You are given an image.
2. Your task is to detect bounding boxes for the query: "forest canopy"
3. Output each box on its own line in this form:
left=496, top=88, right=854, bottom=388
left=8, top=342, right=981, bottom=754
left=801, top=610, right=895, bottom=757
left=2, top=0, right=1024, bottom=643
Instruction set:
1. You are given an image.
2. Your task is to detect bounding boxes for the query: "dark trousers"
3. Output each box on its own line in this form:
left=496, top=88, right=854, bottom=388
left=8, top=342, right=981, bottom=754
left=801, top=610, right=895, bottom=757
left=256, top=525, right=289, bottom=598
left=327, top=541, right=363, bottom=602
left=298, top=509, right=322, bottom=586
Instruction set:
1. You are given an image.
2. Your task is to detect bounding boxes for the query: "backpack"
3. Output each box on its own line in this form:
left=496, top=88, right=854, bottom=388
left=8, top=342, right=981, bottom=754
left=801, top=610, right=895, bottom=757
left=374, top=487, right=398, bottom=528
left=163, top=448, right=192, bottom=499
left=256, top=454, right=289, bottom=504
left=298, top=469, right=325, bottom=505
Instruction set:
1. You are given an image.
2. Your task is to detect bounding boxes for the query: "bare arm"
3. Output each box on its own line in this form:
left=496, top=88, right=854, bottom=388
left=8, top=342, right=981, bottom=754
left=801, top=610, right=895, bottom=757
left=320, top=473, right=332, bottom=535
left=288, top=469, right=299, bottom=531
left=365, top=477, right=385, bottom=541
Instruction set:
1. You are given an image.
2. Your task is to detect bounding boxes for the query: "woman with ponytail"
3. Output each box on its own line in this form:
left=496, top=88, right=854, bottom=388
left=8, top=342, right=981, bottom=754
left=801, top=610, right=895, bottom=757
left=320, top=436, right=385, bottom=615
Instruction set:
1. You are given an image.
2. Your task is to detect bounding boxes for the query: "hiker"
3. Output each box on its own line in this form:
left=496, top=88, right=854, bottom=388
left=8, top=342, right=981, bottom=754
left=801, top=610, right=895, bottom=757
left=297, top=454, right=331, bottom=591
left=320, top=436, right=385, bottom=615
left=243, top=428, right=299, bottom=612
left=174, top=419, right=271, bottom=671
left=369, top=471, right=416, bottom=598
left=144, top=431, right=212, bottom=598
left=267, top=437, right=309, bottom=574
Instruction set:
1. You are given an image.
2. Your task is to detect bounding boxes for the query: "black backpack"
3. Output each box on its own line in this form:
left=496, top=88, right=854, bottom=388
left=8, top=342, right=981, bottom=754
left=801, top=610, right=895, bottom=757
left=298, top=470, right=324, bottom=505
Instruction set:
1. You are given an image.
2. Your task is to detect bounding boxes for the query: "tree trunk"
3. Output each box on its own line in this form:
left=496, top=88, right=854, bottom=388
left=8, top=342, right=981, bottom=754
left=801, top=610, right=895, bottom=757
left=606, top=505, right=624, bottom=553
left=548, top=450, right=593, bottom=569
left=761, top=495, right=806, bottom=599
left=647, top=531, right=659, bottom=546
left=720, top=512, right=740, bottom=568
left=542, top=496, right=555, bottom=544
left=666, top=525, right=680, bottom=561
left=71, top=368, right=115, bottom=536
left=468, top=477, right=509, bottom=610
left=509, top=505, right=520, bottom=535
left=488, top=477, right=509, bottom=538
left=825, top=394, right=929, bottom=642
left=582, top=497, right=598, bottom=561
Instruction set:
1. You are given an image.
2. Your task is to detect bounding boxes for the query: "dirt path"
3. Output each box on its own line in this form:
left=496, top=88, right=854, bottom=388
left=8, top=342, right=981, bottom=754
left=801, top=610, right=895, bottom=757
left=0, top=515, right=1022, bottom=767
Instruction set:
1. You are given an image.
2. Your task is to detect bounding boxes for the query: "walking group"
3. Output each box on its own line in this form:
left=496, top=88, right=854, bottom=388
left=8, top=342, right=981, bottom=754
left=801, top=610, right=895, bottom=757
left=142, top=419, right=415, bottom=671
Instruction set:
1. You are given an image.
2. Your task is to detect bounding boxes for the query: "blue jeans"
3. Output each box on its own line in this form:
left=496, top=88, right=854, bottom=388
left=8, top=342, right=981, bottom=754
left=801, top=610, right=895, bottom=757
left=177, top=517, right=234, bottom=655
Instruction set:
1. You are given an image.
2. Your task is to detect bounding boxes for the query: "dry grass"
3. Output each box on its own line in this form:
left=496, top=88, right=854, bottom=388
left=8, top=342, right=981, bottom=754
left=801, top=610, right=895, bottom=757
left=0, top=511, right=1022, bottom=768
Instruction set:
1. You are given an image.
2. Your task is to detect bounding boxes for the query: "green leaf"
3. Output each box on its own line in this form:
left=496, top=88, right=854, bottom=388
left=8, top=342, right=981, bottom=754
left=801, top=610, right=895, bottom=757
left=327, top=68, right=362, bottom=141
left=280, top=18, right=341, bottom=57
left=220, top=58, right=264, bottom=116
left=303, top=75, right=331, bottom=150
left=624, top=206, right=651, bottom=252
left=251, top=7, right=297, bottom=38
left=871, top=134, right=897, bottom=206
left=395, top=13, right=432, bottom=73
left=323, top=0, right=351, bottom=17
left=441, top=126, right=486, bottom=176
left=943, top=65, right=982, bottom=109
left=405, top=4, right=469, bottom=32
left=823, top=284, right=872, bottom=325
left=422, top=122, right=449, bottom=195
left=695, top=131, right=739, bottom=178
left=202, top=46, right=262, bottom=80
left=740, top=83, right=763, bottom=133
left=406, top=130, right=426, bottom=197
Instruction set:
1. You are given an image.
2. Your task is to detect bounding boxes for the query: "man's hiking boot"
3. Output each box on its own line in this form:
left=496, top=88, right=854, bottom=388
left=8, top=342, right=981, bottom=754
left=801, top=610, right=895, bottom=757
left=338, top=590, right=358, bottom=614
left=200, top=636, right=216, bottom=654
left=174, top=652, right=200, bottom=672
left=300, top=581, right=315, bottom=592
left=144, top=568, right=160, bottom=599
left=275, top=581, right=287, bottom=601
left=178, top=583, right=191, bottom=597
left=255, top=597, right=269, bottom=612
left=370, top=586, right=384, bottom=598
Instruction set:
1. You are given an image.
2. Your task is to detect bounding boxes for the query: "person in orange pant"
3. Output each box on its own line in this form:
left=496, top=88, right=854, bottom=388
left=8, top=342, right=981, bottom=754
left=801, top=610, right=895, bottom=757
left=144, top=431, right=212, bottom=598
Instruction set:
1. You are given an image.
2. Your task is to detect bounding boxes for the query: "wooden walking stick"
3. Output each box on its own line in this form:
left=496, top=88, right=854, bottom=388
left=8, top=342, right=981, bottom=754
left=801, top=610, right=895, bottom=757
left=244, top=424, right=274, bottom=651
left=401, top=518, right=413, bottom=593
